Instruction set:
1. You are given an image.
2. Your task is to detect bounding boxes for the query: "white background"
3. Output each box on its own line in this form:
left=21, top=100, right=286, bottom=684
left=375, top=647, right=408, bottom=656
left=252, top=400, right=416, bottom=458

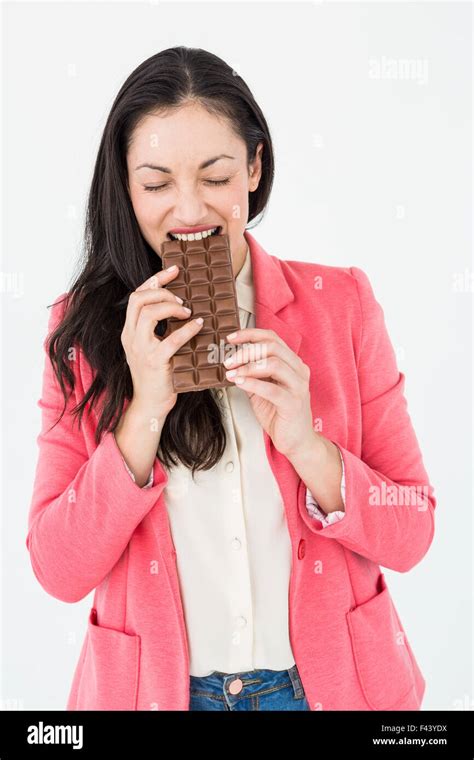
left=2, top=1, right=472, bottom=710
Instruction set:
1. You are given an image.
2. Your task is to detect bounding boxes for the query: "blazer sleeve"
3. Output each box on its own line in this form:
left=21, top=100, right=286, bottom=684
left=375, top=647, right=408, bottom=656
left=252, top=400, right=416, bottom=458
left=25, top=294, right=169, bottom=603
left=299, top=267, right=436, bottom=573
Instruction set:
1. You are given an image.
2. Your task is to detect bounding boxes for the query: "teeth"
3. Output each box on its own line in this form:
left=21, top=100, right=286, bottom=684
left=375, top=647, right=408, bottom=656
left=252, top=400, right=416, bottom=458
left=170, top=227, right=218, bottom=241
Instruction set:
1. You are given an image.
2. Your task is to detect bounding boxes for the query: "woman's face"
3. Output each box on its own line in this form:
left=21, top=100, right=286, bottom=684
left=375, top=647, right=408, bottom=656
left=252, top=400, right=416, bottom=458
left=126, top=102, right=263, bottom=276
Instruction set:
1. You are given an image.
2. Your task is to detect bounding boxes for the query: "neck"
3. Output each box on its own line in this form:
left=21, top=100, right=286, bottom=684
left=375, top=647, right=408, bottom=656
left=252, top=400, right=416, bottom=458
left=232, top=236, right=249, bottom=279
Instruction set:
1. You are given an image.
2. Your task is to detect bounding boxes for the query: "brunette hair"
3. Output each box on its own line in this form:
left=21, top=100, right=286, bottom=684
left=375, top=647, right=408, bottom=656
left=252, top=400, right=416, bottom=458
left=47, top=46, right=274, bottom=477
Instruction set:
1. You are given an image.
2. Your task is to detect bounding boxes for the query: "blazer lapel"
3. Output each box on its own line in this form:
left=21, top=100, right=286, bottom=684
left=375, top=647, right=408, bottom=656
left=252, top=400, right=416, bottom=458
left=244, top=230, right=303, bottom=358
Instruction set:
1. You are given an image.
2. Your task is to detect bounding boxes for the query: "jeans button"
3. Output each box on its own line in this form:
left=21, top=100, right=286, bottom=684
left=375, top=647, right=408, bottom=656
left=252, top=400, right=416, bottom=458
left=228, top=678, right=243, bottom=695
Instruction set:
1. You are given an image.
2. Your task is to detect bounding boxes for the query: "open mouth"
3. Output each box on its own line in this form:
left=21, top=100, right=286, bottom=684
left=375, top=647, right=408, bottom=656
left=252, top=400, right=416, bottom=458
left=167, top=226, right=222, bottom=242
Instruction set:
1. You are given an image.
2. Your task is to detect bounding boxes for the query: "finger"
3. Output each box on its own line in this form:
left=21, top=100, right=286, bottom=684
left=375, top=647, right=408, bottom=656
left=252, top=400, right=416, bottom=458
left=226, top=356, right=301, bottom=392
left=227, top=327, right=285, bottom=348
left=225, top=328, right=302, bottom=374
left=134, top=301, right=193, bottom=347
left=125, top=286, right=185, bottom=334
left=224, top=337, right=305, bottom=378
left=229, top=375, right=289, bottom=406
left=135, top=265, right=180, bottom=292
left=159, top=317, right=205, bottom=361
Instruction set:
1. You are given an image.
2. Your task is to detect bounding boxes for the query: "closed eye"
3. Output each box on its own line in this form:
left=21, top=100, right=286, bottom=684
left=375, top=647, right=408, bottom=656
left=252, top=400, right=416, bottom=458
left=144, top=178, right=231, bottom=192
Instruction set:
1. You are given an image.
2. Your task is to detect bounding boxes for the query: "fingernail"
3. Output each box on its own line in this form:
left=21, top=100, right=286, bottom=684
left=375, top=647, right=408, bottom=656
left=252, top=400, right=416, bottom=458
left=195, top=317, right=204, bottom=325
left=227, top=332, right=237, bottom=340
left=166, top=264, right=178, bottom=271
left=175, top=296, right=184, bottom=303
left=183, top=306, right=191, bottom=313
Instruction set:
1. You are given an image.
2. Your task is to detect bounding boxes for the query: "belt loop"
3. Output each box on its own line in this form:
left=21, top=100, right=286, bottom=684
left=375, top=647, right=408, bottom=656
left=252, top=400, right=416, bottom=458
left=288, top=664, right=305, bottom=699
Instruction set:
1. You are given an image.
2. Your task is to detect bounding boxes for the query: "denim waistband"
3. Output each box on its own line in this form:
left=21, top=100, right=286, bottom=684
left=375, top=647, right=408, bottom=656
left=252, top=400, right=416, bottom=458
left=189, top=663, right=305, bottom=700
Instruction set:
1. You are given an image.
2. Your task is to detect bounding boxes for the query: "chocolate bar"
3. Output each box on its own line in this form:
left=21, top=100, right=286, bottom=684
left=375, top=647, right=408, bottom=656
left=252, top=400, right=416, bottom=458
left=161, top=233, right=240, bottom=392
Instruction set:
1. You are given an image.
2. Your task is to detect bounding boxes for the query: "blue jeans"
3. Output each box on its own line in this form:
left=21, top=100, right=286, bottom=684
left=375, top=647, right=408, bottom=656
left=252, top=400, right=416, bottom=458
left=189, top=664, right=311, bottom=711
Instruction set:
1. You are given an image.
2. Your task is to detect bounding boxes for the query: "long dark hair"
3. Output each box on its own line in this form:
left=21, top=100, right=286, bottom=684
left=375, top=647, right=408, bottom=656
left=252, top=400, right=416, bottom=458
left=47, top=46, right=275, bottom=478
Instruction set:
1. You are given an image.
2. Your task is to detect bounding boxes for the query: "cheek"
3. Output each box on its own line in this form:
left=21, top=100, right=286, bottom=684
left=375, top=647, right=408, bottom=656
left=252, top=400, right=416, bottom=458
left=130, top=190, right=163, bottom=227
left=219, top=184, right=249, bottom=221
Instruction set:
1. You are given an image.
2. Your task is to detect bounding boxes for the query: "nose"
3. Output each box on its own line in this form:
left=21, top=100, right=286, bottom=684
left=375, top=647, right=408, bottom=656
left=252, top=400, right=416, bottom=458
left=172, top=184, right=209, bottom=228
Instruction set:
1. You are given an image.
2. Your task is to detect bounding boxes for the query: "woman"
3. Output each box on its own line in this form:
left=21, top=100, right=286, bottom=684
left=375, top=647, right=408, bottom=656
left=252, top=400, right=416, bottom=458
left=26, top=47, right=436, bottom=712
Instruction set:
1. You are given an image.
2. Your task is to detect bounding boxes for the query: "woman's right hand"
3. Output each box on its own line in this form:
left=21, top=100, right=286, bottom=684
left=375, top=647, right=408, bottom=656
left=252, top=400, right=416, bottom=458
left=121, top=264, right=203, bottom=419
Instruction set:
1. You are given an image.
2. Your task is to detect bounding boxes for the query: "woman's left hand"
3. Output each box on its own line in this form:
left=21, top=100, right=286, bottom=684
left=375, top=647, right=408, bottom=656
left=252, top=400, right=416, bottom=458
left=222, top=328, right=317, bottom=459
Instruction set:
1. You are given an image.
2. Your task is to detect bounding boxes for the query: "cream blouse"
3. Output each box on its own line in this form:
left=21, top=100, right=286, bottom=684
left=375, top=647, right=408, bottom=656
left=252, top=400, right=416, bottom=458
left=120, top=243, right=346, bottom=676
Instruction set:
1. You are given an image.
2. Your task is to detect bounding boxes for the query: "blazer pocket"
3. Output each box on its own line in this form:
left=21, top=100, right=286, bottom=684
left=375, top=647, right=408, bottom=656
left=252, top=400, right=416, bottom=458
left=346, top=573, right=417, bottom=710
left=76, top=607, right=141, bottom=710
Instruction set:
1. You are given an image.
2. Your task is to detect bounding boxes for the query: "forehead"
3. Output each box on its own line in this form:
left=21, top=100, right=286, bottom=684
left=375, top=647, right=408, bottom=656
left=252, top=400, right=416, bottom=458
left=127, top=103, right=242, bottom=164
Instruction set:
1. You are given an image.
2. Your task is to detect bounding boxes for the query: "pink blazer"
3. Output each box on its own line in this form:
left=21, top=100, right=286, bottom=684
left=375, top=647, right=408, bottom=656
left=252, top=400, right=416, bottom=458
left=26, top=230, right=436, bottom=711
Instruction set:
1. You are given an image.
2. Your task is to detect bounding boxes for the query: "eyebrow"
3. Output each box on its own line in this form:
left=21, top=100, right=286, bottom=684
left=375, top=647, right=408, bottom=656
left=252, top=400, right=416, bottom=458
left=134, top=154, right=236, bottom=173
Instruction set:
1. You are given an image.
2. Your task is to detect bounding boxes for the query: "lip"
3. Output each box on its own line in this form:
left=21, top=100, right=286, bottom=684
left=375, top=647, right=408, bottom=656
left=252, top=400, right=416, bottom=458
left=168, top=224, right=221, bottom=234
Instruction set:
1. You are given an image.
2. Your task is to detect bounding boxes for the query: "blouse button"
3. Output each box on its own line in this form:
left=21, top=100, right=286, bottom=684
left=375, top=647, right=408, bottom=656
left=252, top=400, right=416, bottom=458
left=225, top=461, right=234, bottom=473
left=297, top=539, right=306, bottom=559
left=231, top=538, right=242, bottom=551
left=217, top=389, right=224, bottom=399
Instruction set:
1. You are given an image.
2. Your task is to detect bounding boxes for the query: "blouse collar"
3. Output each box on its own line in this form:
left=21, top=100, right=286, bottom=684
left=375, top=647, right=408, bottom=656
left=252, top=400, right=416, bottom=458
left=234, top=241, right=255, bottom=315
